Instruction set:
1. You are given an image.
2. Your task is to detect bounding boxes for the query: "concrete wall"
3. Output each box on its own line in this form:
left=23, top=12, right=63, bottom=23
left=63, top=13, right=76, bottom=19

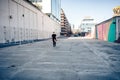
left=0, top=0, right=60, bottom=47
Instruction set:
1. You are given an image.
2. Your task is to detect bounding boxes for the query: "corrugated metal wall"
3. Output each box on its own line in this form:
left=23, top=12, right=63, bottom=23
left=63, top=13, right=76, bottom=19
left=0, top=0, right=60, bottom=47
left=116, top=17, right=120, bottom=40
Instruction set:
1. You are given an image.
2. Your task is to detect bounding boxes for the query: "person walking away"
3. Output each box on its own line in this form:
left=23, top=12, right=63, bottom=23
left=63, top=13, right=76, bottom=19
left=52, top=32, right=57, bottom=47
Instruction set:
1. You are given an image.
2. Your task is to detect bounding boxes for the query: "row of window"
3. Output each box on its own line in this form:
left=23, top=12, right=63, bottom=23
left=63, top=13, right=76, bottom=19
left=81, top=27, right=91, bottom=30
left=81, top=24, right=95, bottom=25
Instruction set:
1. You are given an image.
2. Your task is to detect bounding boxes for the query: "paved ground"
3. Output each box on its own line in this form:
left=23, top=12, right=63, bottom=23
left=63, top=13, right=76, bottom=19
left=0, top=37, right=120, bottom=80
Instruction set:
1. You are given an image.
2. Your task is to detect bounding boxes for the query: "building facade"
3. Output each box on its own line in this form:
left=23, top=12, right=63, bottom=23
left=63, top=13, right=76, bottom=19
left=0, top=0, right=60, bottom=47
left=96, top=16, right=120, bottom=42
left=60, top=9, right=71, bottom=36
left=79, top=17, right=96, bottom=38
left=29, top=0, right=61, bottom=23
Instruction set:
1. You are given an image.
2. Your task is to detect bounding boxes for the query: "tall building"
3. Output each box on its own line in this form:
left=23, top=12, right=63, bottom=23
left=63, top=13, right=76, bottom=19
left=60, top=9, right=71, bottom=36
left=28, top=0, right=42, bottom=10
left=29, top=0, right=61, bottom=23
left=79, top=17, right=96, bottom=38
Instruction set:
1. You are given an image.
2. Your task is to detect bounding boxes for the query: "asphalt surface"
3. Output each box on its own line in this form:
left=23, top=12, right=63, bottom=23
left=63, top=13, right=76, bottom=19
left=0, top=37, right=120, bottom=80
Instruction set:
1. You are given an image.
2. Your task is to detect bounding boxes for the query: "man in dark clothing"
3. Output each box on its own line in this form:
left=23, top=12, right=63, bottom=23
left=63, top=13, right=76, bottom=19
left=52, top=32, right=57, bottom=47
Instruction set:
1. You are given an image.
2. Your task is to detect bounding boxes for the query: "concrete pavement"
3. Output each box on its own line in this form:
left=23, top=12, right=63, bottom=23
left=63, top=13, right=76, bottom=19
left=0, top=37, right=120, bottom=80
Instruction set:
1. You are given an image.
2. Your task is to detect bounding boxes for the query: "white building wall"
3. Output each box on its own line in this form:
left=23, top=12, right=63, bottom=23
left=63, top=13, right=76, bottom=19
left=0, top=0, right=10, bottom=43
left=43, top=14, right=60, bottom=38
left=9, top=0, right=18, bottom=42
left=37, top=12, right=43, bottom=39
left=0, top=0, right=60, bottom=45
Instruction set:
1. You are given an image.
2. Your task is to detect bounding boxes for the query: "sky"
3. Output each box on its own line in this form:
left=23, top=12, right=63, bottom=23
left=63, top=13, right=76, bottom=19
left=61, top=0, right=120, bottom=28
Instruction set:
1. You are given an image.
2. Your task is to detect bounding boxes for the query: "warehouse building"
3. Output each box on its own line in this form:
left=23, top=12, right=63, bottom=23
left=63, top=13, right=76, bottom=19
left=95, top=6, right=120, bottom=42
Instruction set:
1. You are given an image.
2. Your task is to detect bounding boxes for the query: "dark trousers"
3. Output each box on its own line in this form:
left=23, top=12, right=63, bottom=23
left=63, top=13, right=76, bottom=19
left=53, top=41, right=56, bottom=47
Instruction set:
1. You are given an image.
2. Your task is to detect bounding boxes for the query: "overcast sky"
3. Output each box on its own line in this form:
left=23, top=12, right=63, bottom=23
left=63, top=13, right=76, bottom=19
left=61, top=0, right=120, bottom=28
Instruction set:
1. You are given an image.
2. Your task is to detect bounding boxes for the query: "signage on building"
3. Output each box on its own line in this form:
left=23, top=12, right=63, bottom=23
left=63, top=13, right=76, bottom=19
left=113, top=6, right=120, bottom=16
